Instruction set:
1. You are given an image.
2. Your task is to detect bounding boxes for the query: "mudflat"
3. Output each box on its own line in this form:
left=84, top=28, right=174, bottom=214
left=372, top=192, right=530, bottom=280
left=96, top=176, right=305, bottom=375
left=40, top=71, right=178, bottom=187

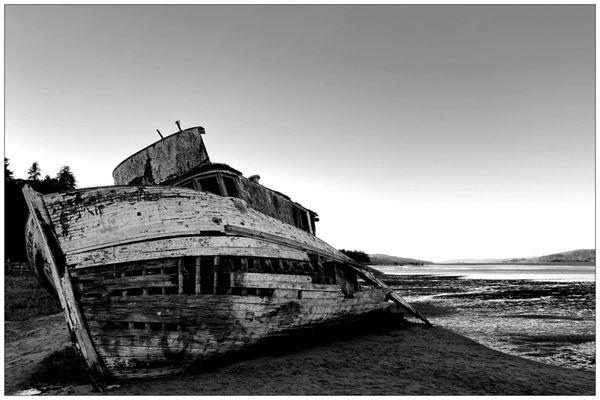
left=5, top=311, right=594, bottom=395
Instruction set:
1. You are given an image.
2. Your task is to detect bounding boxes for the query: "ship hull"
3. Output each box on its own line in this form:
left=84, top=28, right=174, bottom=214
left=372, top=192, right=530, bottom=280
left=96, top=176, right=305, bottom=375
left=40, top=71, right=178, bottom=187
left=23, top=185, right=391, bottom=384
left=78, top=269, right=389, bottom=381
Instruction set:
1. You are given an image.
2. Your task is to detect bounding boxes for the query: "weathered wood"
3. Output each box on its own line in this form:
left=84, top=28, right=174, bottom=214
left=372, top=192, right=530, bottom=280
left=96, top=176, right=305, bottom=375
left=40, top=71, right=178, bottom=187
left=231, top=272, right=311, bottom=283
left=22, top=185, right=112, bottom=390
left=213, top=256, right=219, bottom=295
left=177, top=259, right=184, bottom=294
left=194, top=258, right=201, bottom=294
left=120, top=272, right=127, bottom=298
left=347, top=264, right=432, bottom=326
left=224, top=224, right=346, bottom=263
left=142, top=269, right=148, bottom=296
left=41, top=186, right=341, bottom=260
left=84, top=274, right=176, bottom=292
left=71, top=258, right=178, bottom=279
left=82, top=291, right=387, bottom=321
left=113, top=126, right=210, bottom=185
left=67, top=236, right=309, bottom=268
left=230, top=279, right=340, bottom=292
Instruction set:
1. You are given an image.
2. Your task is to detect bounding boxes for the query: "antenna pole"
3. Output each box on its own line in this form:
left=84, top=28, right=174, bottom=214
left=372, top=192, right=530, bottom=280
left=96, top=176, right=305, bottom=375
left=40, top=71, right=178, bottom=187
left=156, top=129, right=164, bottom=139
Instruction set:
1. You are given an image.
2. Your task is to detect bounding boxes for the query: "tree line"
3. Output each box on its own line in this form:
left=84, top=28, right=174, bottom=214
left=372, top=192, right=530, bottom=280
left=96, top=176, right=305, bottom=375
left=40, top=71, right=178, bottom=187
left=5, top=158, right=77, bottom=262
left=339, top=249, right=371, bottom=264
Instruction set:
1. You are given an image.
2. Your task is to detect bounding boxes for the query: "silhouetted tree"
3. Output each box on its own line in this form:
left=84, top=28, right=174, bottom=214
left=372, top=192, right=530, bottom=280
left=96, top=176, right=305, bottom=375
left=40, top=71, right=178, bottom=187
left=5, top=159, right=27, bottom=262
left=56, top=166, right=76, bottom=190
left=340, top=249, right=371, bottom=264
left=39, top=175, right=59, bottom=194
left=5, top=158, right=14, bottom=181
left=27, top=162, right=41, bottom=181
left=5, top=159, right=79, bottom=262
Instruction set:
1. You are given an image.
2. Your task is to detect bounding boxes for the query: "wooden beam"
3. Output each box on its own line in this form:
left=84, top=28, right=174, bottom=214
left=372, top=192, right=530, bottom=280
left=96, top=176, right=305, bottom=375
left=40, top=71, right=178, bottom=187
left=213, top=256, right=219, bottom=294
left=22, top=185, right=112, bottom=390
left=142, top=268, right=148, bottom=296
left=177, top=258, right=184, bottom=294
left=194, top=257, right=201, bottom=294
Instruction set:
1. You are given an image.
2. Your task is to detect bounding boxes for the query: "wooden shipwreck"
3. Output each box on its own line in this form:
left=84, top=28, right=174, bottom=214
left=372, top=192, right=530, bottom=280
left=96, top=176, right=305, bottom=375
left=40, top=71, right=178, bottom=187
left=23, top=125, right=430, bottom=390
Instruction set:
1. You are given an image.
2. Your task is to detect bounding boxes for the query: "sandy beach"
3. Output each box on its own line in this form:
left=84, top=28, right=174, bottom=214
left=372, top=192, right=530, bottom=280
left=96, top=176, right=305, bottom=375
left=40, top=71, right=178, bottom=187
left=5, top=310, right=595, bottom=395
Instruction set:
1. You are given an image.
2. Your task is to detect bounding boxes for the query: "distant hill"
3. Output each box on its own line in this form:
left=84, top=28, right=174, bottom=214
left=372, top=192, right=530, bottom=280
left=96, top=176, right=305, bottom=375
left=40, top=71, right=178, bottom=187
left=525, top=249, right=595, bottom=264
left=369, top=253, right=433, bottom=266
left=443, top=249, right=595, bottom=264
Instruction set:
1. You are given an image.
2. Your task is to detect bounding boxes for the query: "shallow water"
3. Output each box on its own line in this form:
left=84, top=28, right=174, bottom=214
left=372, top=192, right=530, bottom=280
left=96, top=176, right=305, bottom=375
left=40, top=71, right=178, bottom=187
left=373, top=265, right=596, bottom=372
left=375, top=263, right=595, bottom=282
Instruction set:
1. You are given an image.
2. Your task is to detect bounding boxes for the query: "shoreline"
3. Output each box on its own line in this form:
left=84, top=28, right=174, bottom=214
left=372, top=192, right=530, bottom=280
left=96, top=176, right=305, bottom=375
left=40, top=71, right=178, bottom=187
left=5, top=311, right=595, bottom=395
left=370, top=262, right=596, bottom=269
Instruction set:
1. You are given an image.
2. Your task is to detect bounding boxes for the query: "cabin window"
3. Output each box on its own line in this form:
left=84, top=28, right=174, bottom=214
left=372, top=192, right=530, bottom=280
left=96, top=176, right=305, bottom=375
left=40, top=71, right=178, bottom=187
left=300, top=211, right=309, bottom=231
left=222, top=176, right=239, bottom=197
left=197, top=176, right=221, bottom=195
left=291, top=205, right=309, bottom=231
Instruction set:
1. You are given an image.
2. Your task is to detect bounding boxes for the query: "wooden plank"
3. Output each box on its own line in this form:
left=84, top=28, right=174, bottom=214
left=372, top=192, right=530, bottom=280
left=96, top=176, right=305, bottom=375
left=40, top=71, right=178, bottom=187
left=71, top=258, right=178, bottom=279
left=346, top=264, right=432, bottom=326
left=177, top=259, right=184, bottom=294
left=272, top=289, right=299, bottom=298
left=300, top=290, right=345, bottom=300
left=21, top=185, right=112, bottom=391
left=194, top=258, right=201, bottom=294
left=85, top=275, right=177, bottom=292
left=142, top=269, right=148, bottom=296
left=230, top=272, right=311, bottom=283
left=230, top=280, right=341, bottom=292
left=120, top=271, right=127, bottom=298
left=67, top=236, right=309, bottom=268
left=212, top=256, right=219, bottom=294
left=81, top=293, right=388, bottom=321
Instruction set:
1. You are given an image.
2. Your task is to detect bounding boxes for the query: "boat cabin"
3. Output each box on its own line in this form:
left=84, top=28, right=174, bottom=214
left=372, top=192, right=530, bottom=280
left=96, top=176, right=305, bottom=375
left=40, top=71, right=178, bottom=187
left=112, top=126, right=319, bottom=235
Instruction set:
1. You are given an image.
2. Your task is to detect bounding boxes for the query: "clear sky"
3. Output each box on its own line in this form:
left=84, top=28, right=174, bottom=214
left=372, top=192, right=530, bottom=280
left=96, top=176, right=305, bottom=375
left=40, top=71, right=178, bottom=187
left=5, top=5, right=595, bottom=262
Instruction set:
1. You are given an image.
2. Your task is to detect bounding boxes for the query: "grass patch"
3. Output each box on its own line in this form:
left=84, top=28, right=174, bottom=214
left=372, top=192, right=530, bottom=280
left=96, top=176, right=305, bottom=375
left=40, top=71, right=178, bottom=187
left=5, top=274, right=61, bottom=321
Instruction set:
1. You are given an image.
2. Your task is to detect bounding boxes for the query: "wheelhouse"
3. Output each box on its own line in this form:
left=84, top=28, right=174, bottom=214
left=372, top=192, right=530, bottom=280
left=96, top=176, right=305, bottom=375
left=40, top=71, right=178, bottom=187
left=171, top=163, right=319, bottom=235
left=112, top=126, right=319, bottom=235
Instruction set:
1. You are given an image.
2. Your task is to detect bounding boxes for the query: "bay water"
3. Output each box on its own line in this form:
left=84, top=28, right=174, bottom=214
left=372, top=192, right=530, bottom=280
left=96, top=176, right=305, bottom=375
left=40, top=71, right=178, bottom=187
left=372, top=264, right=596, bottom=371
